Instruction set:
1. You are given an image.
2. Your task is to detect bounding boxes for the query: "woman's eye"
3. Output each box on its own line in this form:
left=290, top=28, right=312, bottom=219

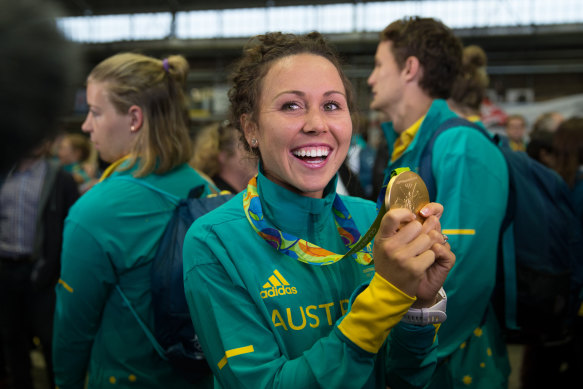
left=323, top=101, right=340, bottom=111
left=281, top=102, right=300, bottom=111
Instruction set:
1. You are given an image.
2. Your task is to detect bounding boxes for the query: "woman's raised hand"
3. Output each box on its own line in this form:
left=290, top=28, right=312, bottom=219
left=372, top=203, right=455, bottom=306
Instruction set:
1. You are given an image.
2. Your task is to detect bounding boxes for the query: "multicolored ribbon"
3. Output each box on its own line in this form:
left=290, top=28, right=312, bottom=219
left=243, top=176, right=373, bottom=266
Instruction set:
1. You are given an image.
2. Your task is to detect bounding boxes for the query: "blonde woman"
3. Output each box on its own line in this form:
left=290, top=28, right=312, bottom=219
left=53, top=53, right=212, bottom=388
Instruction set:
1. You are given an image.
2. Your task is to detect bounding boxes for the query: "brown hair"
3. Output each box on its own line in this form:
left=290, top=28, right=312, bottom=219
left=190, top=120, right=239, bottom=177
left=533, top=112, right=563, bottom=133
left=553, top=117, right=583, bottom=188
left=449, top=45, right=489, bottom=112
left=88, top=52, right=192, bottom=177
left=380, top=17, right=462, bottom=99
left=228, top=31, right=356, bottom=156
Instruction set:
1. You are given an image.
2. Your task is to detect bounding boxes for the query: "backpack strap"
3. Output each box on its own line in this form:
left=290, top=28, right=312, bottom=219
left=106, top=174, right=203, bottom=361
left=115, top=285, right=168, bottom=361
left=418, top=117, right=494, bottom=201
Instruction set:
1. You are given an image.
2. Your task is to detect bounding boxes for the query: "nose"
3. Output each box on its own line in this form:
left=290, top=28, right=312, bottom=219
left=81, top=114, right=91, bottom=133
left=303, top=108, right=327, bottom=134
left=367, top=70, right=375, bottom=87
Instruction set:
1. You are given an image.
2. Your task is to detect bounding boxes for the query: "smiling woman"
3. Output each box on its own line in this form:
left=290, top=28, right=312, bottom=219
left=182, top=31, right=456, bottom=388
left=242, top=53, right=352, bottom=198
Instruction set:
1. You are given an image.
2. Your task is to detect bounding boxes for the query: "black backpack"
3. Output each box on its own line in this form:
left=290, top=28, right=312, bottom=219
left=113, top=176, right=234, bottom=382
left=418, top=117, right=583, bottom=344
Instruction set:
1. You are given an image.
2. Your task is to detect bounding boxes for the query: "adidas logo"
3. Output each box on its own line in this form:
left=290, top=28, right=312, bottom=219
left=260, top=269, right=297, bottom=299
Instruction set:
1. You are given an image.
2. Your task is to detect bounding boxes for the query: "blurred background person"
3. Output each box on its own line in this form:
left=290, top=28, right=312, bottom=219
left=0, top=0, right=79, bottom=387
left=57, top=133, right=98, bottom=193
left=526, top=128, right=556, bottom=168
left=552, top=117, right=583, bottom=389
left=0, top=0, right=79, bottom=174
left=526, top=111, right=565, bottom=168
left=533, top=111, right=564, bottom=134
left=0, top=139, right=79, bottom=389
left=553, top=117, right=583, bottom=224
left=190, top=120, right=257, bottom=193
left=448, top=45, right=489, bottom=124
left=340, top=118, right=374, bottom=199
left=520, top=117, right=583, bottom=389
left=505, top=114, right=528, bottom=152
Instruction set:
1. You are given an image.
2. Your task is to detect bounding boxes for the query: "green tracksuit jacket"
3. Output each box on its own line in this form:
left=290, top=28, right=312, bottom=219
left=381, top=100, right=511, bottom=388
left=53, top=163, right=210, bottom=389
left=183, top=171, right=440, bottom=389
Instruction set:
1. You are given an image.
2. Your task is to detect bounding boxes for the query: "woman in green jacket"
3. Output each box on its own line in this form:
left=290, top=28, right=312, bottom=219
left=53, top=53, right=211, bottom=388
left=183, top=32, right=456, bottom=388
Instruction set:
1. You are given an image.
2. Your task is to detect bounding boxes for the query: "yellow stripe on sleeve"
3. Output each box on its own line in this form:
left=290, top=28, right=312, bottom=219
left=217, top=345, right=255, bottom=370
left=442, top=229, right=475, bottom=235
left=338, top=273, right=415, bottom=354
left=58, top=279, right=74, bottom=293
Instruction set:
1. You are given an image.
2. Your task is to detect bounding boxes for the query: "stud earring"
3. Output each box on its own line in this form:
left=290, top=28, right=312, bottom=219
left=130, top=126, right=136, bottom=132
left=251, top=138, right=258, bottom=147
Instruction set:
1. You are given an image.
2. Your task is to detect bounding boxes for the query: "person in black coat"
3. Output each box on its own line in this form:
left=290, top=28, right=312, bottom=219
left=0, top=143, right=79, bottom=389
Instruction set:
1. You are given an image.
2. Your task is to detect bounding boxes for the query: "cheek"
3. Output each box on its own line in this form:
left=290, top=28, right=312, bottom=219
left=336, top=117, right=353, bottom=145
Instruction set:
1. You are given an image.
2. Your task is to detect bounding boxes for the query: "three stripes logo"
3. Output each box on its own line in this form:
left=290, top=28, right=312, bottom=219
left=260, top=269, right=297, bottom=299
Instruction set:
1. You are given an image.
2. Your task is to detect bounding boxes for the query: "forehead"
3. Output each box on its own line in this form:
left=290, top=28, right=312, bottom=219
left=86, top=80, right=110, bottom=104
left=375, top=41, right=394, bottom=59
left=261, top=53, right=345, bottom=93
left=508, top=117, right=525, bottom=126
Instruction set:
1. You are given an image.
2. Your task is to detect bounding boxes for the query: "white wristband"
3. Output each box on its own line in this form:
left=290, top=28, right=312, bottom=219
left=401, top=287, right=447, bottom=326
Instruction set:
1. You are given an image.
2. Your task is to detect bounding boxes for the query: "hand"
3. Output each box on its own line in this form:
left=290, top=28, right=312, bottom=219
left=372, top=207, right=442, bottom=298
left=412, top=203, right=456, bottom=307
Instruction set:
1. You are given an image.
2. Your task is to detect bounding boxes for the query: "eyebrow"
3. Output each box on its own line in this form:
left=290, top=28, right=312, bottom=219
left=274, top=90, right=346, bottom=99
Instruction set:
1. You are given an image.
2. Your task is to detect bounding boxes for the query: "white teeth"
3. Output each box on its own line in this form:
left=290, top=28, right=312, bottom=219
left=293, top=147, right=330, bottom=158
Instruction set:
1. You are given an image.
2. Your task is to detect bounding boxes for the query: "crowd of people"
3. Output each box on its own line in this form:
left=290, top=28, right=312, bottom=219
left=1, top=1, right=582, bottom=388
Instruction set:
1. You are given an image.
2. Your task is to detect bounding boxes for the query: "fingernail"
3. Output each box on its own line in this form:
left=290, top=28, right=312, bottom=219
left=420, top=207, right=430, bottom=217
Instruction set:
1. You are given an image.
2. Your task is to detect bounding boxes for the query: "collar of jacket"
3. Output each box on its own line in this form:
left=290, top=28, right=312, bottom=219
left=380, top=99, right=459, bottom=165
left=256, top=163, right=338, bottom=238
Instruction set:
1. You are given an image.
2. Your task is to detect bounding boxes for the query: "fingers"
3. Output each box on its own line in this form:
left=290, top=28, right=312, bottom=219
left=419, top=202, right=443, bottom=220
left=373, top=212, right=440, bottom=296
left=431, top=241, right=456, bottom=271
left=377, top=208, right=417, bottom=239
left=374, top=239, right=437, bottom=297
left=420, top=215, right=441, bottom=235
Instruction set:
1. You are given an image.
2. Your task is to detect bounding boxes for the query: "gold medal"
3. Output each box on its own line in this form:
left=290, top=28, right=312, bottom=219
left=339, top=168, right=430, bottom=260
left=385, top=170, right=430, bottom=220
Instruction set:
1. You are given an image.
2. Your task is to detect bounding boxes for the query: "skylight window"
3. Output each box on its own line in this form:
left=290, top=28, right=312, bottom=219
left=58, top=0, right=583, bottom=43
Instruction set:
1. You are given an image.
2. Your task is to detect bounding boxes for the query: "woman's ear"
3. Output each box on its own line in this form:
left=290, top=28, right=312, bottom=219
left=241, top=114, right=258, bottom=148
left=128, top=105, right=144, bottom=132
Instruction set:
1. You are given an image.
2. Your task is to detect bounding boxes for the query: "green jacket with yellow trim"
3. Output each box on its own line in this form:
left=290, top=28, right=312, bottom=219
left=183, top=171, right=440, bottom=389
left=53, top=163, right=211, bottom=389
left=381, top=100, right=511, bottom=388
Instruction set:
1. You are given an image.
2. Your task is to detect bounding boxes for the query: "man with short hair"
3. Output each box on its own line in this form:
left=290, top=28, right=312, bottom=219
left=368, top=17, right=510, bottom=388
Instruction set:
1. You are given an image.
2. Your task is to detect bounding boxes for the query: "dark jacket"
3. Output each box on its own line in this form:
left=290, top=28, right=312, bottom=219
left=30, top=159, right=79, bottom=290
